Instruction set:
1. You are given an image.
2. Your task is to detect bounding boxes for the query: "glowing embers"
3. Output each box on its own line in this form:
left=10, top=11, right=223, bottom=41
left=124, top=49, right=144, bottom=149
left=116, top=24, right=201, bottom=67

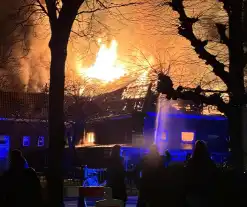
left=181, top=132, right=195, bottom=143
left=84, top=132, right=95, bottom=145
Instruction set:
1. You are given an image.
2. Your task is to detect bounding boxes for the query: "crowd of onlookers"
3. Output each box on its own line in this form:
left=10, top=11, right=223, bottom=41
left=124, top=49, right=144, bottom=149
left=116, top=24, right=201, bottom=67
left=107, top=141, right=247, bottom=207
left=1, top=141, right=247, bottom=207
left=0, top=150, right=42, bottom=207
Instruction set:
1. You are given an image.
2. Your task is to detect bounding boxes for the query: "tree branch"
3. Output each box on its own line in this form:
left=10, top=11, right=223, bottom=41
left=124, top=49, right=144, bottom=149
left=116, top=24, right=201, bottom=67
left=218, top=0, right=231, bottom=14
left=175, top=90, right=228, bottom=113
left=77, top=2, right=143, bottom=15
left=169, top=0, right=230, bottom=88
left=37, top=0, right=48, bottom=15
left=157, top=74, right=228, bottom=113
left=216, top=23, right=229, bottom=46
left=44, top=0, right=58, bottom=31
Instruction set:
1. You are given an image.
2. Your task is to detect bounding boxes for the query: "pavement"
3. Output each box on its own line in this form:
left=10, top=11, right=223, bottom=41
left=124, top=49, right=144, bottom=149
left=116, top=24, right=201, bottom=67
left=64, top=201, right=136, bottom=207
left=64, top=196, right=137, bottom=207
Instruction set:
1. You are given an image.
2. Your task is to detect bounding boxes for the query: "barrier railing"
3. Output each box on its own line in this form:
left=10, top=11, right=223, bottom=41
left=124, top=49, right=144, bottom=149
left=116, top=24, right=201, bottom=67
left=64, top=186, right=123, bottom=207
left=38, top=166, right=138, bottom=198
left=79, top=187, right=123, bottom=207
left=83, top=167, right=107, bottom=187
left=78, top=186, right=105, bottom=207
left=83, top=167, right=137, bottom=195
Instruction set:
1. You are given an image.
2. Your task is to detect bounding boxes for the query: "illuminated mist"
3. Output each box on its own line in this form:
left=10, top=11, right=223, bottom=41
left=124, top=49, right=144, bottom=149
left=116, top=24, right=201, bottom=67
left=154, top=94, right=172, bottom=154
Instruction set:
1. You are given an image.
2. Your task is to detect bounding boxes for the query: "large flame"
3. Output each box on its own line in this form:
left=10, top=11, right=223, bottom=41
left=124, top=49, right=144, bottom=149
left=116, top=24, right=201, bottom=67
left=78, top=39, right=126, bottom=83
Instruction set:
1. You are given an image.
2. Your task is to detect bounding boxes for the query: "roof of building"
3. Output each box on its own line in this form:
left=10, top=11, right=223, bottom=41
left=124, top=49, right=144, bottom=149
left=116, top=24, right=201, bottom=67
left=0, top=71, right=223, bottom=121
left=83, top=87, right=149, bottom=123
left=0, top=91, right=48, bottom=120
left=0, top=86, right=150, bottom=121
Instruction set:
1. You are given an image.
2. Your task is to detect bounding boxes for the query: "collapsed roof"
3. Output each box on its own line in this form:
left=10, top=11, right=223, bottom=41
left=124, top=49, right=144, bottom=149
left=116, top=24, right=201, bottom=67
left=0, top=71, right=222, bottom=122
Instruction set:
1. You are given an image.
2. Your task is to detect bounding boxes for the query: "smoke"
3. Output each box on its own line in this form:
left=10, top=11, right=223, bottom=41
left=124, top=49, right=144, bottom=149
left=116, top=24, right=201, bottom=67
left=0, top=0, right=47, bottom=91
left=0, top=0, right=227, bottom=92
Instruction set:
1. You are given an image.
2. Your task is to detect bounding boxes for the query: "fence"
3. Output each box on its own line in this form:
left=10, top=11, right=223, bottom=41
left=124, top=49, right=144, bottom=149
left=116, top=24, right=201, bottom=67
left=83, top=166, right=138, bottom=195
left=83, top=167, right=107, bottom=187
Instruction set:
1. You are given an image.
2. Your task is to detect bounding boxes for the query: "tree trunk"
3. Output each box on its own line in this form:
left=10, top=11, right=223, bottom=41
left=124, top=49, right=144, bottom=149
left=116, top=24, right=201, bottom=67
left=242, top=107, right=247, bottom=170
left=227, top=107, right=244, bottom=172
left=243, top=0, right=247, bottom=48
left=228, top=0, right=245, bottom=171
left=45, top=1, right=84, bottom=206
left=70, top=122, right=78, bottom=166
left=228, top=0, right=245, bottom=96
left=47, top=37, right=67, bottom=207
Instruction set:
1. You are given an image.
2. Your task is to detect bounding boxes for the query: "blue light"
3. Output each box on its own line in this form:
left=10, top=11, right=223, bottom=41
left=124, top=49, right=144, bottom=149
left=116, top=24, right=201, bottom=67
left=0, top=135, right=10, bottom=158
left=37, top=136, right=45, bottom=147
left=23, top=136, right=30, bottom=147
left=0, top=117, right=8, bottom=121
left=146, top=112, right=227, bottom=121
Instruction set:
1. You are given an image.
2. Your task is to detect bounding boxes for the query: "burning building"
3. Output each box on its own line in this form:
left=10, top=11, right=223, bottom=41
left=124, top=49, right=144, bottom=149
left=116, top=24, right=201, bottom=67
left=0, top=81, right=229, bottom=171
left=80, top=80, right=228, bottom=162
left=0, top=39, right=229, bottom=170
left=72, top=39, right=228, bottom=159
left=0, top=75, right=228, bottom=170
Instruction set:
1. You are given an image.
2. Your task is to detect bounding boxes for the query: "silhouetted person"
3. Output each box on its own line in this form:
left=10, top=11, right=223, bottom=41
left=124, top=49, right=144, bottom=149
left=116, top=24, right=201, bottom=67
left=185, top=152, right=191, bottom=166
left=186, top=140, right=216, bottom=172
left=137, top=144, right=163, bottom=207
left=185, top=141, right=218, bottom=207
left=11, top=149, right=29, bottom=169
left=186, top=152, right=191, bottom=160
left=0, top=150, right=42, bottom=207
left=162, top=149, right=172, bottom=167
left=106, top=145, right=127, bottom=205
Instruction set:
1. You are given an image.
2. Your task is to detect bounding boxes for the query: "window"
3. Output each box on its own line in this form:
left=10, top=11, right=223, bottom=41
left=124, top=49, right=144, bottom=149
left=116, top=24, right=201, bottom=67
left=207, top=135, right=219, bottom=140
left=23, top=136, right=30, bottom=147
left=38, top=136, right=45, bottom=147
left=0, top=135, right=10, bottom=158
left=181, top=132, right=195, bottom=143
left=161, top=131, right=167, bottom=141
left=0, top=135, right=9, bottom=145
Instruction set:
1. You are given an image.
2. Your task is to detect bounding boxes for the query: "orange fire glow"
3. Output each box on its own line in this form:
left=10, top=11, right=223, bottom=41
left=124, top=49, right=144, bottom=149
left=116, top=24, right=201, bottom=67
left=78, top=39, right=127, bottom=83
left=84, top=132, right=95, bottom=145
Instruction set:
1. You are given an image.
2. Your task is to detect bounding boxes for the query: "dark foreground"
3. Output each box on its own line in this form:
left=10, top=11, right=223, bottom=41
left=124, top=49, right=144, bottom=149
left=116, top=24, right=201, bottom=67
left=64, top=196, right=137, bottom=207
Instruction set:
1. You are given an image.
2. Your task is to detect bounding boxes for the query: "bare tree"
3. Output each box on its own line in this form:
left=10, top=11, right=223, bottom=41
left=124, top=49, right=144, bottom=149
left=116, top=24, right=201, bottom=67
left=64, top=77, right=96, bottom=145
left=7, top=0, right=143, bottom=205
left=40, top=78, right=97, bottom=147
left=157, top=0, right=246, bottom=171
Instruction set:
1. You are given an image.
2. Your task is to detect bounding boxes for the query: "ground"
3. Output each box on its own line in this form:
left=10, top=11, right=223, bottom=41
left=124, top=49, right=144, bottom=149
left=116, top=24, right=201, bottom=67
left=64, top=201, right=136, bottom=207
left=64, top=196, right=138, bottom=207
